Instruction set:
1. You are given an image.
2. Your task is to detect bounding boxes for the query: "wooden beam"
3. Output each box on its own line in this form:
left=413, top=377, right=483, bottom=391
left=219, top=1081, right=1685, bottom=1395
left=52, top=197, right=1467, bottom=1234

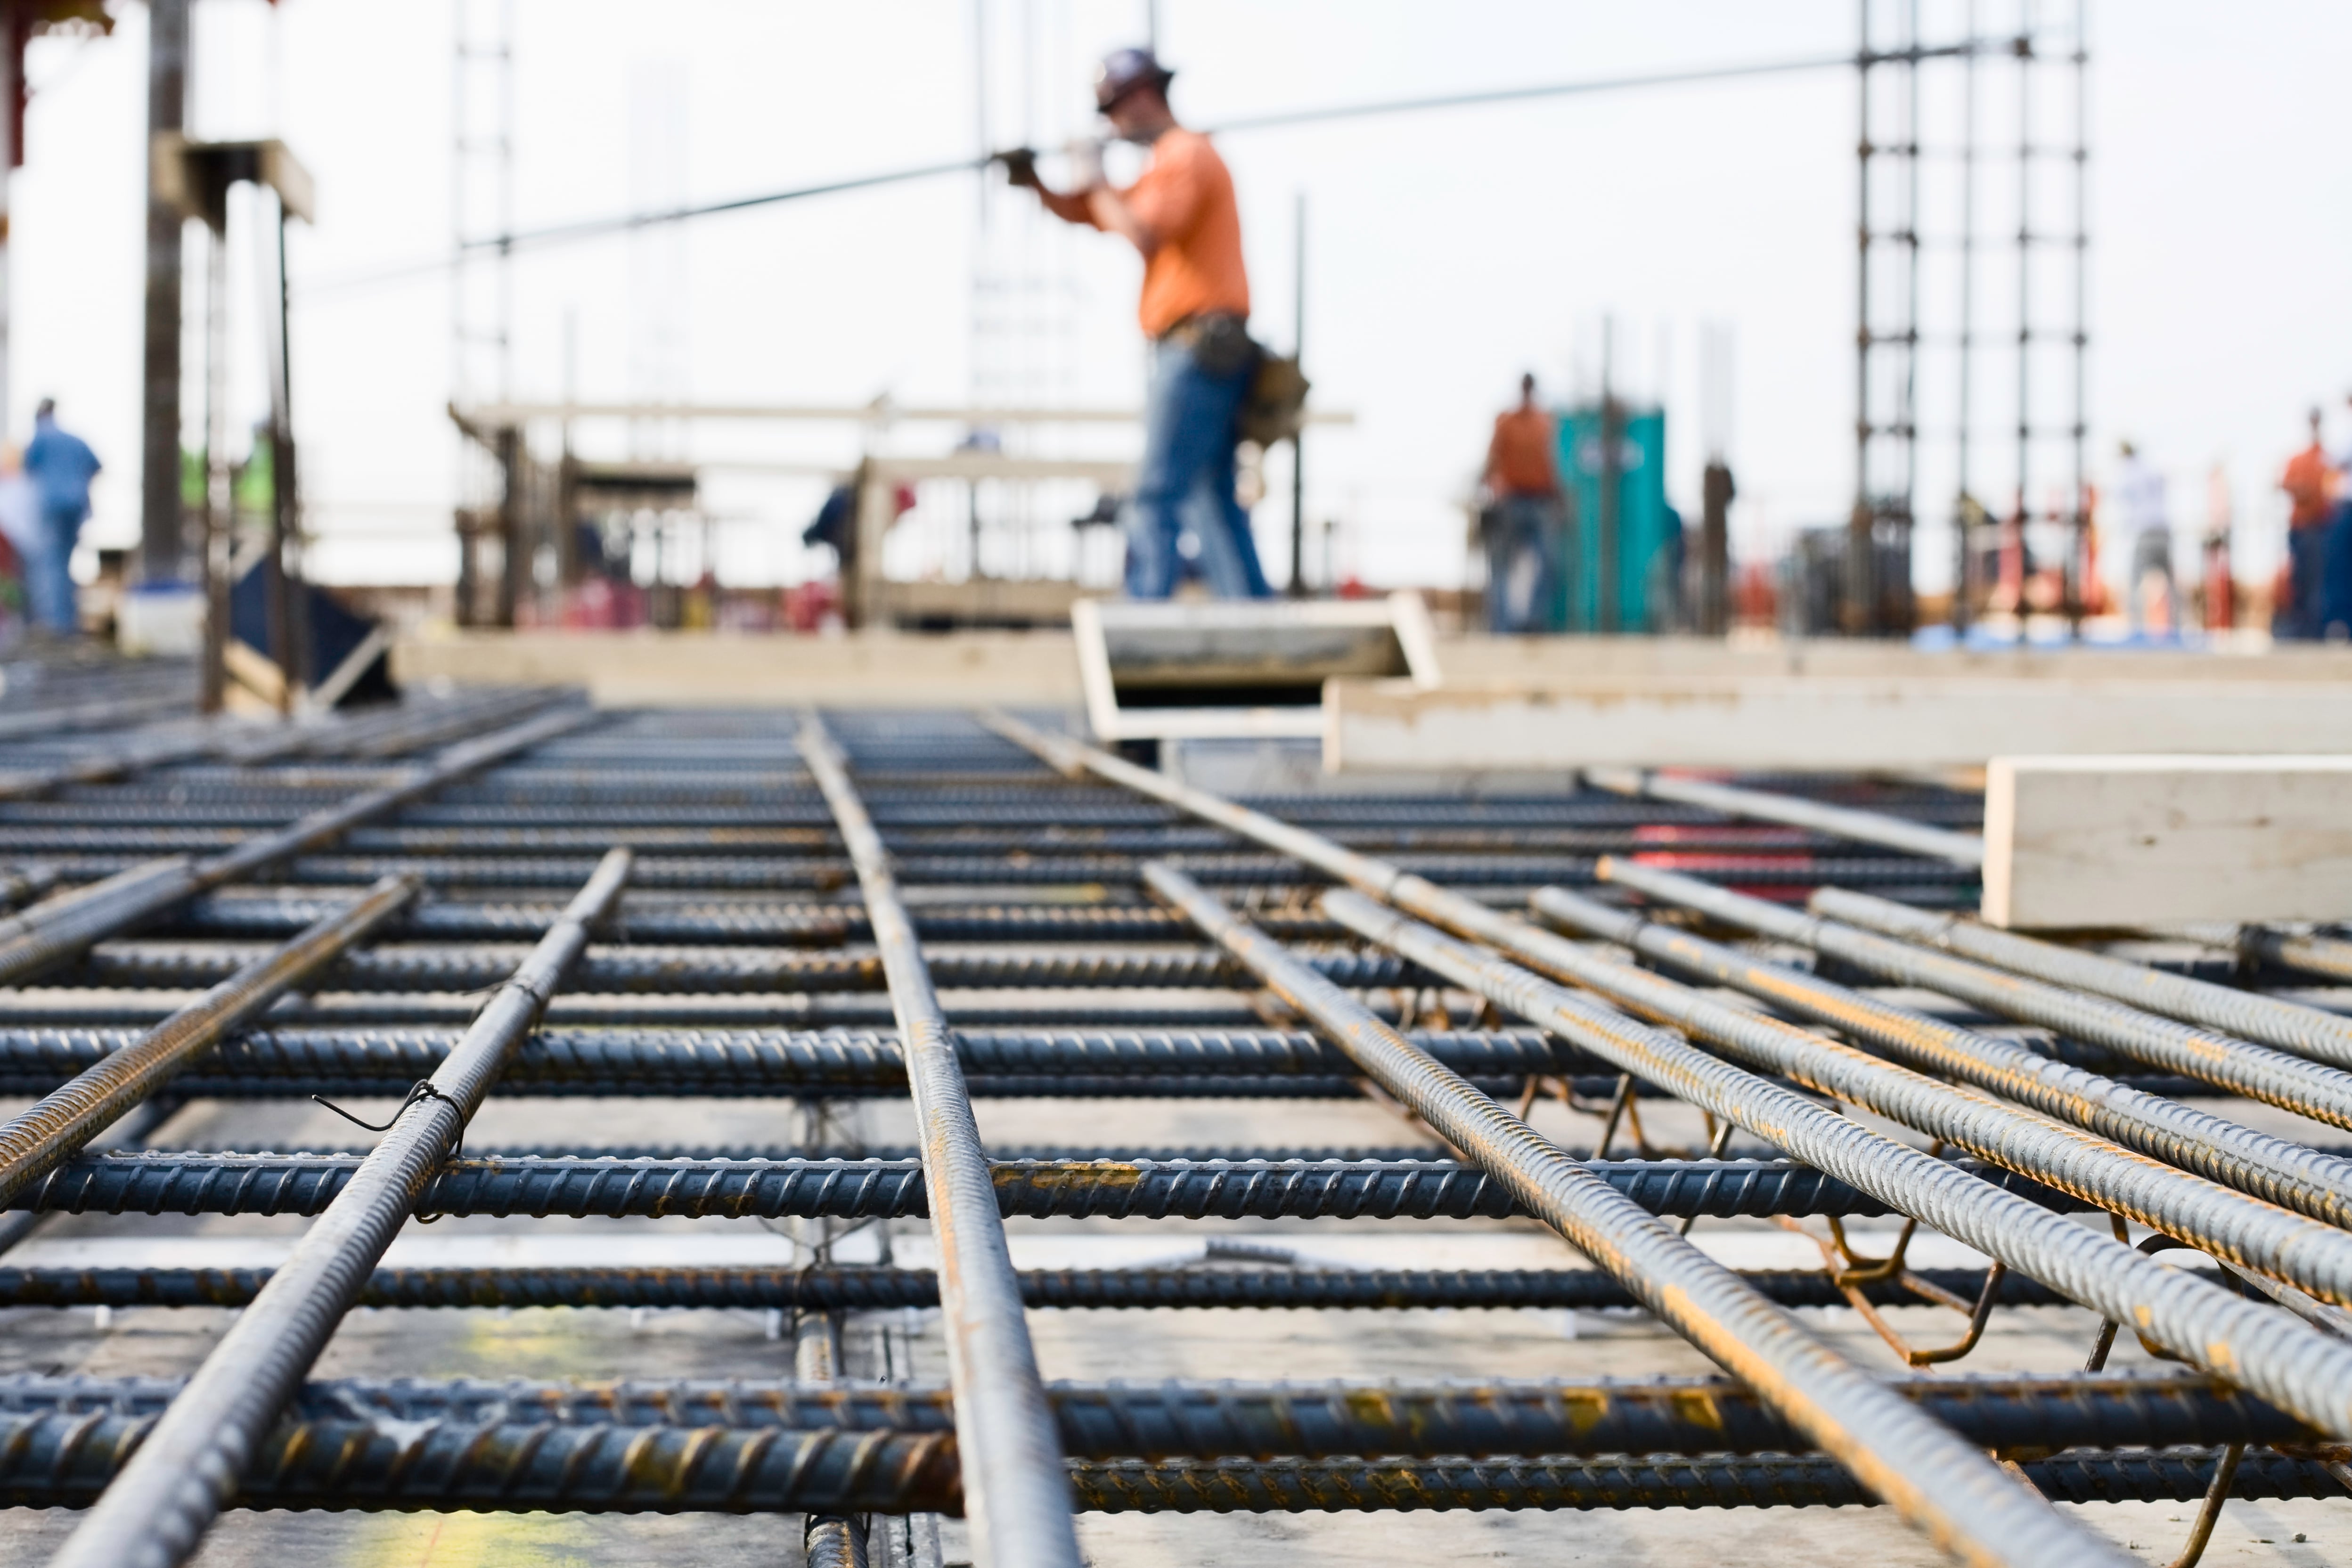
left=1324, top=678, right=2352, bottom=772
left=1983, top=755, right=2352, bottom=929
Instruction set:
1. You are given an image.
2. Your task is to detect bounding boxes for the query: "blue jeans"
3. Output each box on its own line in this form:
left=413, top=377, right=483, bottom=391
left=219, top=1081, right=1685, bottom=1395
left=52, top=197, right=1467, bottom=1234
left=1125, top=333, right=1269, bottom=599
left=2284, top=524, right=2330, bottom=639
left=28, top=503, right=82, bottom=633
left=2323, top=502, right=2352, bottom=639
left=1485, top=494, right=1562, bottom=633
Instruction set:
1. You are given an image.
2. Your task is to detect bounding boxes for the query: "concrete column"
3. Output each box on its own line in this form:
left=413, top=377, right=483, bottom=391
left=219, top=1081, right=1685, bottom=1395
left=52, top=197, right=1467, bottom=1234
left=137, top=0, right=188, bottom=584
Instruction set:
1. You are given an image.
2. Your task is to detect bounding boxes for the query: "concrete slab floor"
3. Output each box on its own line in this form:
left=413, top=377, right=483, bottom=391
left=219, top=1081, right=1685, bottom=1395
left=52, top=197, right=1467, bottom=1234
left=2, top=1090, right=2346, bottom=1566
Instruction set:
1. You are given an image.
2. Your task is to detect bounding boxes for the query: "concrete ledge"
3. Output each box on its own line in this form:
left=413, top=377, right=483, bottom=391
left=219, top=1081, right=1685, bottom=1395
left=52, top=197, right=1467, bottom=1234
left=392, top=629, right=1086, bottom=709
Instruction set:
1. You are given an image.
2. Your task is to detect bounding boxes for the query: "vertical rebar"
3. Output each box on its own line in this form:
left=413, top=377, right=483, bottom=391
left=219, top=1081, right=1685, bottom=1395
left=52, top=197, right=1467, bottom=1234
left=798, top=712, right=1079, bottom=1568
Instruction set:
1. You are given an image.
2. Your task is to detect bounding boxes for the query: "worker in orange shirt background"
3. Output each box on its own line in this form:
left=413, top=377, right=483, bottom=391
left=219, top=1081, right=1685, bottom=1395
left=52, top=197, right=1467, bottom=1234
left=1006, top=48, right=1269, bottom=599
left=1480, top=373, right=1566, bottom=633
left=2277, top=406, right=2335, bottom=638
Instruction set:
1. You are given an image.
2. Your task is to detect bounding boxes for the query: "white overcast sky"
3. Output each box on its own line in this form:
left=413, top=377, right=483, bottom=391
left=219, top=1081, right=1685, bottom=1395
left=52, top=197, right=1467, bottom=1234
left=10, top=0, right=2350, bottom=593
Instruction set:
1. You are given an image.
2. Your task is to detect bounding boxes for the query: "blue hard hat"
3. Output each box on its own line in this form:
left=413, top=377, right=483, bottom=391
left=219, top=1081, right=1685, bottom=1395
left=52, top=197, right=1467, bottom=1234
left=1094, top=46, right=1173, bottom=111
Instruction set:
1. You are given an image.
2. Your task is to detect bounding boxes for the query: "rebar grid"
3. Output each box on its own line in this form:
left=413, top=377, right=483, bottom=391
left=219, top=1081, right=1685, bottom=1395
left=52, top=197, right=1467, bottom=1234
left=2, top=691, right=2348, bottom=1567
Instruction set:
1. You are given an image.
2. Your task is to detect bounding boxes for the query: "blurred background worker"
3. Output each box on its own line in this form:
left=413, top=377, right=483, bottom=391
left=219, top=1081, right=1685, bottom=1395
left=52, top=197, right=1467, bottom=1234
left=1479, top=373, right=1564, bottom=633
left=2115, top=439, right=2173, bottom=637
left=1006, top=47, right=1269, bottom=600
left=2277, top=407, right=2335, bottom=638
left=21, top=398, right=100, bottom=637
left=2328, top=388, right=2352, bottom=639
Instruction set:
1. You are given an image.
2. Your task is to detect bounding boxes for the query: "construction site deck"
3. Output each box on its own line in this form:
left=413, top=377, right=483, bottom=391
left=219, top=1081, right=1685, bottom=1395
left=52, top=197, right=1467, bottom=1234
left=0, top=655, right=2350, bottom=1567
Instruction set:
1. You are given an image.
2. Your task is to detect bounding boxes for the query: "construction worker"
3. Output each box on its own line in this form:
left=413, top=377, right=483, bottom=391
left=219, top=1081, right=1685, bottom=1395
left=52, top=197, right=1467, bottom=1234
left=2328, top=390, right=2352, bottom=638
left=22, top=398, right=100, bottom=637
left=2278, top=408, right=2334, bottom=638
left=1479, top=374, right=1564, bottom=633
left=2115, top=440, right=2173, bottom=637
left=1004, top=48, right=1269, bottom=599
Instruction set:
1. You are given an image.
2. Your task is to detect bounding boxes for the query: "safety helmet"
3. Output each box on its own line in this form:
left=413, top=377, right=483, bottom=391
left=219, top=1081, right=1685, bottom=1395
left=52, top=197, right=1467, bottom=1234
left=1094, top=46, right=1173, bottom=112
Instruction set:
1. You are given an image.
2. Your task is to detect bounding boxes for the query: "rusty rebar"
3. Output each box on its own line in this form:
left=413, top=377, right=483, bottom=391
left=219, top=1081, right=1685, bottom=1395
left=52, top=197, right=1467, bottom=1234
left=1143, top=861, right=2121, bottom=1568
left=51, top=850, right=633, bottom=1568
left=0, top=875, right=419, bottom=1210
left=798, top=711, right=1079, bottom=1568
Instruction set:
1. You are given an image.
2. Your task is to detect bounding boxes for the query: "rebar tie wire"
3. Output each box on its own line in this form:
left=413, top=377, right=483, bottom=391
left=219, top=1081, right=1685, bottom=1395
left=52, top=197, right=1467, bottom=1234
left=310, top=1080, right=469, bottom=1162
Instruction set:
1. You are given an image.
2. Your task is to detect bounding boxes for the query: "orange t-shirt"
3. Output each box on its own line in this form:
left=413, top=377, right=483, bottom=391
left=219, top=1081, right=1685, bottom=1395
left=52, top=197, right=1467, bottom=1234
left=1488, top=406, right=1559, bottom=497
left=2282, top=442, right=2336, bottom=529
left=1109, top=129, right=1249, bottom=338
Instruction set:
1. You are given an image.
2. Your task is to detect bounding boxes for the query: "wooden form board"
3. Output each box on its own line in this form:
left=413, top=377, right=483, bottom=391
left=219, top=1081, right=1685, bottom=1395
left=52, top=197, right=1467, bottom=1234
left=1323, top=678, right=2352, bottom=772
left=392, top=629, right=1086, bottom=709
left=1983, top=755, right=2352, bottom=929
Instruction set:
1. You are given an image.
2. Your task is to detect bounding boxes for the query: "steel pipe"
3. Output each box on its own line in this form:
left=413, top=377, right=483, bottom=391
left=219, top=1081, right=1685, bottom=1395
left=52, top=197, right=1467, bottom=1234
left=1529, top=868, right=2352, bottom=1231
left=0, top=875, right=419, bottom=1210
left=1582, top=767, right=1985, bottom=866
left=1814, top=887, right=2352, bottom=1069
left=1332, top=887, right=2352, bottom=1440
left=1142, top=863, right=2115, bottom=1568
left=51, top=850, right=633, bottom=1568
left=799, top=712, right=1080, bottom=1568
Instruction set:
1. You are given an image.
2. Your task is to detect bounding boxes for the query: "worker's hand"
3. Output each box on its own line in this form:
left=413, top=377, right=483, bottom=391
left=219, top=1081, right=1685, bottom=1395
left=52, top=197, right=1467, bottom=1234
left=996, top=147, right=1041, bottom=189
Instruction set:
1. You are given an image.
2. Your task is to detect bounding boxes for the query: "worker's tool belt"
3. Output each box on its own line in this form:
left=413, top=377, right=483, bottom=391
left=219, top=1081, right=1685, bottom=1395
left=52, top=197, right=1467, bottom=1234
left=1162, top=311, right=1256, bottom=376
left=1163, top=312, right=1313, bottom=448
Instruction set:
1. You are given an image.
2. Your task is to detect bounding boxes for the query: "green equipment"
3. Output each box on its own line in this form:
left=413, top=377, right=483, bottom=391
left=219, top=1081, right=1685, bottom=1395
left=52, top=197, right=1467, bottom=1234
left=1555, top=402, right=1674, bottom=632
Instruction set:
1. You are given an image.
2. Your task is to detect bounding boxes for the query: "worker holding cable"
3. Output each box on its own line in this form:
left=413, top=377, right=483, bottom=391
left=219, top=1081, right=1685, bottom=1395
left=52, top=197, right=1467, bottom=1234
left=1003, top=48, right=1272, bottom=599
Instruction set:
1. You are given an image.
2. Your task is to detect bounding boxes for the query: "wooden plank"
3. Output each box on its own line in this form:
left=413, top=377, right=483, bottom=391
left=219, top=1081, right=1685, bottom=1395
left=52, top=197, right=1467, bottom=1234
left=391, top=628, right=1086, bottom=709
left=1324, top=678, right=2352, bottom=772
left=1984, top=756, right=2352, bottom=929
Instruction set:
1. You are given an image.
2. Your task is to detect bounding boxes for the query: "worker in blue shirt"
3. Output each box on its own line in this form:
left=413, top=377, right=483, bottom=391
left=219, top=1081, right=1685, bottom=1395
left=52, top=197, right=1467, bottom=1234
left=22, top=398, right=100, bottom=635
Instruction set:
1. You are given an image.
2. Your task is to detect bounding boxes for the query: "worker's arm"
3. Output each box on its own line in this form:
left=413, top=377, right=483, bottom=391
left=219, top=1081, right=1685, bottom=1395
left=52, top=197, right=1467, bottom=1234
left=1001, top=147, right=1124, bottom=234
left=1083, top=185, right=1159, bottom=256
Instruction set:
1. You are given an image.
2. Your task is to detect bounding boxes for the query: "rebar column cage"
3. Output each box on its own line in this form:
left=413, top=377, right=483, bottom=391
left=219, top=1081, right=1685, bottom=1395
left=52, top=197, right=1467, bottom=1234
left=1855, top=0, right=2089, bottom=637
